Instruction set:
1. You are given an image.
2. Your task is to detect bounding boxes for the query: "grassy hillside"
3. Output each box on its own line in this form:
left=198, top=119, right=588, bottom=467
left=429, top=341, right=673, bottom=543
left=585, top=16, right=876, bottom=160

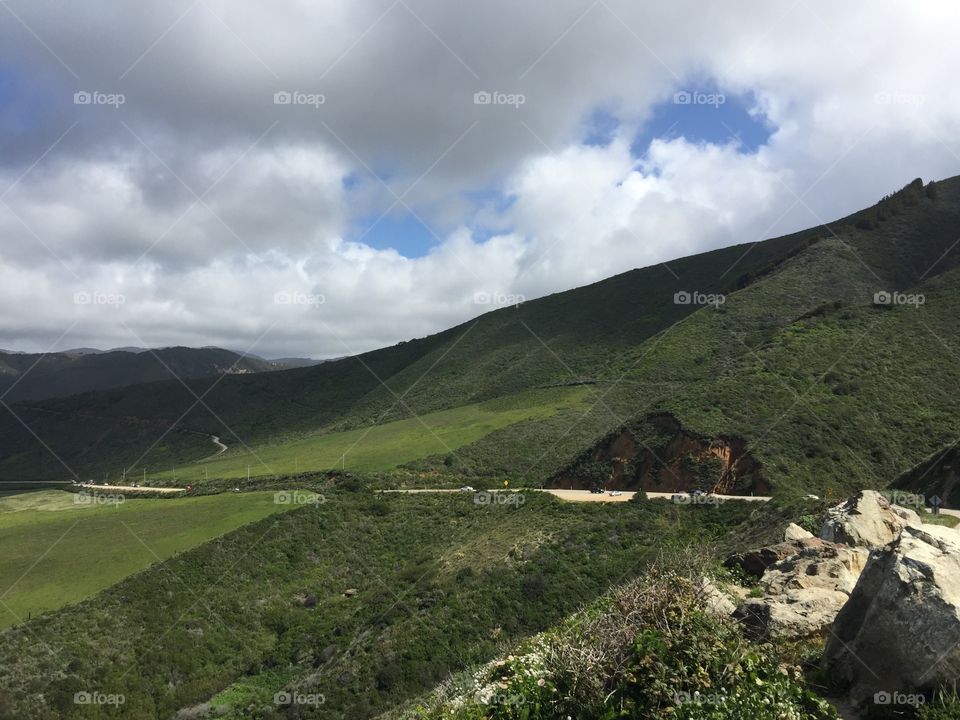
left=0, top=488, right=768, bottom=719
left=0, top=490, right=303, bottom=629
left=147, top=386, right=587, bottom=483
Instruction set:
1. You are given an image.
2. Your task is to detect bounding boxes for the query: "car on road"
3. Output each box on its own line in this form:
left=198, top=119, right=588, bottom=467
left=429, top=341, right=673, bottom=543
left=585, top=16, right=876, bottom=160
left=459, top=486, right=475, bottom=492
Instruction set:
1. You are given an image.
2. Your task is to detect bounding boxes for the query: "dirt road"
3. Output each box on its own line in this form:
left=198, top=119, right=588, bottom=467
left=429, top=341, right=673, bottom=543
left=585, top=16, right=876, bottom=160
left=383, top=488, right=773, bottom=503
left=78, top=484, right=185, bottom=495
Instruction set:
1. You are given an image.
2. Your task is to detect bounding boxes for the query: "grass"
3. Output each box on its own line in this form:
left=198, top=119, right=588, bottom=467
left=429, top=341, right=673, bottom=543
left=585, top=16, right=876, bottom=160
left=0, top=489, right=303, bottom=629
left=146, top=386, right=588, bottom=483
left=0, top=488, right=768, bottom=720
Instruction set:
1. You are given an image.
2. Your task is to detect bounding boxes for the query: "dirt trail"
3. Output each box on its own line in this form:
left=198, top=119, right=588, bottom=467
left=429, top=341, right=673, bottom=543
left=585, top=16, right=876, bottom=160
left=210, top=435, right=228, bottom=455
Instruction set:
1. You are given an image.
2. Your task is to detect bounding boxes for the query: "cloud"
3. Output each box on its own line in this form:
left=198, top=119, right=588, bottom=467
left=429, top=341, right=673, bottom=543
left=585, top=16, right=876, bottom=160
left=1, top=1, right=958, bottom=357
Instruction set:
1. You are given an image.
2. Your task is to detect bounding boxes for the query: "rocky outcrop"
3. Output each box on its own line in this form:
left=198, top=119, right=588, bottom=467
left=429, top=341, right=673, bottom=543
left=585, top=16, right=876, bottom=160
left=823, top=523, right=960, bottom=705
left=729, top=537, right=868, bottom=639
left=733, top=587, right=851, bottom=640
left=725, top=537, right=833, bottom=578
left=820, top=490, right=919, bottom=549
left=548, top=413, right=767, bottom=495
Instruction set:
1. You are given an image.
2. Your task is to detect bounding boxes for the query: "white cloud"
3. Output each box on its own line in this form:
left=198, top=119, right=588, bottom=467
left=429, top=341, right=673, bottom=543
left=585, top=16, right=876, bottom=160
left=1, top=1, right=958, bottom=356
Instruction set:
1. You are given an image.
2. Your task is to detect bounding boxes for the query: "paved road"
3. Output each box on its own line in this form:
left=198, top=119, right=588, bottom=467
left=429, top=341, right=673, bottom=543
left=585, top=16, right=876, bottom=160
left=383, top=488, right=773, bottom=503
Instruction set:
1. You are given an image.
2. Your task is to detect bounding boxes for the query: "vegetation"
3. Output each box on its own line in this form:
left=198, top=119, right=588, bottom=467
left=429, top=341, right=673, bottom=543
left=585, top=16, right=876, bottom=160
left=0, top=490, right=767, bottom=719
left=0, top=490, right=301, bottom=629
left=403, top=556, right=837, bottom=720
left=148, top=387, right=588, bottom=484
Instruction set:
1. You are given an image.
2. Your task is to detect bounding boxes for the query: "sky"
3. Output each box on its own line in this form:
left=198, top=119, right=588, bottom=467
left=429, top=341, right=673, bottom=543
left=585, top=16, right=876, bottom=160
left=0, top=1, right=958, bottom=359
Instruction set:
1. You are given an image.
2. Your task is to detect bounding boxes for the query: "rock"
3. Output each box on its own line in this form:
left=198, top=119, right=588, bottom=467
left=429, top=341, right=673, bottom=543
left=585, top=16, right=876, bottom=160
left=318, top=644, right=337, bottom=663
left=698, top=577, right=736, bottom=616
left=343, top=588, right=358, bottom=597
left=760, top=541, right=868, bottom=596
left=733, top=587, right=851, bottom=640
left=784, top=522, right=814, bottom=541
left=724, top=537, right=833, bottom=578
left=728, top=533, right=869, bottom=639
left=820, top=490, right=913, bottom=549
left=823, top=523, right=960, bottom=705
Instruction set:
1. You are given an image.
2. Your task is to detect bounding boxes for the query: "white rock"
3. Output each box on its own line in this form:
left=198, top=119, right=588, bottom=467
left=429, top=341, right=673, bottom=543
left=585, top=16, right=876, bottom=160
left=784, top=522, right=815, bottom=541
left=823, top=523, right=960, bottom=705
left=820, top=490, right=912, bottom=549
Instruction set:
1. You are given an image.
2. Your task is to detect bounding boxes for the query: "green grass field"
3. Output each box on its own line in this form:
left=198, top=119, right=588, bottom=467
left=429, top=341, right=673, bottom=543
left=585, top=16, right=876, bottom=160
left=147, top=386, right=588, bottom=483
left=0, top=490, right=303, bottom=629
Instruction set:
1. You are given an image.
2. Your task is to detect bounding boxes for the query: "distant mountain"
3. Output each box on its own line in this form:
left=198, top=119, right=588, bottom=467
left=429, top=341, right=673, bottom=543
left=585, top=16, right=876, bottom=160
left=0, top=346, right=292, bottom=403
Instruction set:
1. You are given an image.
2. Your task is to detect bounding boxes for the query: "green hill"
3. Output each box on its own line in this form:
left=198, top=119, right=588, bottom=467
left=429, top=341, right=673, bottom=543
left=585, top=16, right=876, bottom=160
left=3, top=176, right=960, bottom=506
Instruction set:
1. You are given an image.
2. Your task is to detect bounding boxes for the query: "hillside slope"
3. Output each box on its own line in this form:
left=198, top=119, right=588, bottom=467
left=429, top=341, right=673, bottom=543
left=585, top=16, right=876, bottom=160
left=2, top=176, right=959, bottom=494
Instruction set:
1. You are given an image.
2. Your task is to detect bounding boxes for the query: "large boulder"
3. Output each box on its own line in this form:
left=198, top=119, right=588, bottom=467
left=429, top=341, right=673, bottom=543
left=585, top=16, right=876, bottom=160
left=760, top=540, right=868, bottom=596
left=820, top=490, right=920, bottom=549
left=730, top=539, right=868, bottom=639
left=733, top=587, right=851, bottom=640
left=823, top=524, right=960, bottom=705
